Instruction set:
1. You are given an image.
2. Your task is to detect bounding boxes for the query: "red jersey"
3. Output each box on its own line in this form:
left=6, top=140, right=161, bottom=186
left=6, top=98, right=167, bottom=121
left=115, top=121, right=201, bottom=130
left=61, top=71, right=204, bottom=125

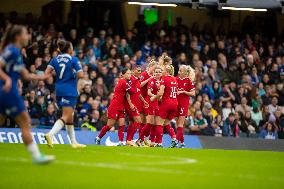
left=160, top=75, right=178, bottom=103
left=140, top=71, right=151, bottom=98
left=127, top=75, right=141, bottom=107
left=176, top=77, right=195, bottom=107
left=146, top=77, right=159, bottom=108
left=109, top=78, right=130, bottom=110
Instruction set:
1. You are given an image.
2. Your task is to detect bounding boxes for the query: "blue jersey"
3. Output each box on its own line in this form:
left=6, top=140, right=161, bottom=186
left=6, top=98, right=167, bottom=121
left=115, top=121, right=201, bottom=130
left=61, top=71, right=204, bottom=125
left=48, top=54, right=82, bottom=97
left=0, top=44, right=25, bottom=92
left=0, top=44, right=26, bottom=117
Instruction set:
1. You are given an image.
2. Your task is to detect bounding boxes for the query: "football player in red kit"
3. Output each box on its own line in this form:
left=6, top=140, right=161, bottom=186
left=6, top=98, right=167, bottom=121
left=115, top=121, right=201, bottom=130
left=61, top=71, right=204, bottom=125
left=150, top=65, right=179, bottom=148
left=125, top=66, right=149, bottom=146
left=138, top=61, right=157, bottom=139
left=176, top=65, right=195, bottom=148
left=95, top=68, right=133, bottom=145
left=136, top=65, right=162, bottom=146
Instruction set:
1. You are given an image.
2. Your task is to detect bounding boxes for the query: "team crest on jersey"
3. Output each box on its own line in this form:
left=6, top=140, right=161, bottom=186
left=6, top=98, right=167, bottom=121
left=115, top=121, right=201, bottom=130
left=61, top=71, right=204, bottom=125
left=140, top=76, right=144, bottom=81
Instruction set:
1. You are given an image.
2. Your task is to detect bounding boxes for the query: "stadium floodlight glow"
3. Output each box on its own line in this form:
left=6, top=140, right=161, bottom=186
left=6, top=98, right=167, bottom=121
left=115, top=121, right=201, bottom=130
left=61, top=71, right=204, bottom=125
left=71, top=0, right=85, bottom=1
left=221, top=6, right=267, bottom=12
left=128, top=2, right=177, bottom=7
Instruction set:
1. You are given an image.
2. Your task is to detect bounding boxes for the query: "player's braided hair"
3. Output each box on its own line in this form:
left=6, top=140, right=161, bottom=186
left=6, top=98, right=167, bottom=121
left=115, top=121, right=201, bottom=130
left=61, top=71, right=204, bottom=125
left=0, top=24, right=25, bottom=52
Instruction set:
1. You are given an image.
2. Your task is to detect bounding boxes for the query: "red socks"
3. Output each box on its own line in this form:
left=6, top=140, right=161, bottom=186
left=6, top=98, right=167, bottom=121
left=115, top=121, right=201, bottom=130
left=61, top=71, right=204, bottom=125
left=165, top=124, right=176, bottom=139
left=126, top=122, right=139, bottom=141
left=98, top=125, right=111, bottom=139
left=118, top=125, right=125, bottom=142
left=126, top=123, right=133, bottom=141
left=138, top=123, right=145, bottom=135
left=149, top=126, right=156, bottom=142
left=139, top=123, right=152, bottom=141
left=177, top=127, right=184, bottom=143
left=155, top=125, right=163, bottom=143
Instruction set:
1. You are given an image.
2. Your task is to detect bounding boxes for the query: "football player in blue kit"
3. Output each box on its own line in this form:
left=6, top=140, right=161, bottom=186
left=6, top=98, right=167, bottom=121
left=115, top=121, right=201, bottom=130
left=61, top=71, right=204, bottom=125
left=44, top=40, right=86, bottom=149
left=0, top=25, right=55, bottom=164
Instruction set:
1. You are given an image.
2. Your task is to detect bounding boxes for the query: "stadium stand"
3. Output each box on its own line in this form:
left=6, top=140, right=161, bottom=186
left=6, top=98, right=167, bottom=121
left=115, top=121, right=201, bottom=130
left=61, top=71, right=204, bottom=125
left=0, top=6, right=283, bottom=140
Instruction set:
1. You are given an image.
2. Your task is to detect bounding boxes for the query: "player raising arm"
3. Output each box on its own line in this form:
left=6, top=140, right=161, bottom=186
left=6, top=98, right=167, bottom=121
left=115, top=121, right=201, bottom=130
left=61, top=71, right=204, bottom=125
left=0, top=25, right=54, bottom=164
left=176, top=65, right=195, bottom=148
left=95, top=68, right=133, bottom=145
left=44, top=40, right=86, bottom=149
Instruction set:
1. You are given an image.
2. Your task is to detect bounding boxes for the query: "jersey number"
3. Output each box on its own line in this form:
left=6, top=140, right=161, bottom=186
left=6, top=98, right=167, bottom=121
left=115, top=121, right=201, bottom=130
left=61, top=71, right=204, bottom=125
left=59, top=64, right=66, bottom=79
left=170, top=87, right=177, bottom=98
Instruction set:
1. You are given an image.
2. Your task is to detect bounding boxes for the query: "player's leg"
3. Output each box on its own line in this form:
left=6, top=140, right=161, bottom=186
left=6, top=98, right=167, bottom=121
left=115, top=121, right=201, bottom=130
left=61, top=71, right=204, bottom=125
left=45, top=96, right=65, bottom=148
left=15, top=111, right=55, bottom=164
left=137, top=114, right=154, bottom=146
left=117, top=117, right=126, bottom=146
left=165, top=119, right=178, bottom=148
left=166, top=107, right=178, bottom=148
left=95, top=118, right=116, bottom=145
left=176, top=116, right=186, bottom=148
left=154, top=116, right=166, bottom=147
left=63, top=106, right=86, bottom=149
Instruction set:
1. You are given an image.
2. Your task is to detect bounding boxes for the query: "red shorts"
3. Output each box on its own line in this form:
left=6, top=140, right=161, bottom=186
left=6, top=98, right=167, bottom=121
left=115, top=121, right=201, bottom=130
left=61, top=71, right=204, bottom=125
left=156, top=100, right=178, bottom=120
left=144, top=106, right=159, bottom=116
left=125, top=104, right=140, bottom=119
left=107, top=108, right=125, bottom=120
left=177, top=104, right=189, bottom=117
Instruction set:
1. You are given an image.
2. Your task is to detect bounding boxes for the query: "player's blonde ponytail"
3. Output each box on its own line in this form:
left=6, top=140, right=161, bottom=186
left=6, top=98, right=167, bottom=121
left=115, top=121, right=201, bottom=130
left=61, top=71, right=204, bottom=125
left=187, top=65, right=195, bottom=82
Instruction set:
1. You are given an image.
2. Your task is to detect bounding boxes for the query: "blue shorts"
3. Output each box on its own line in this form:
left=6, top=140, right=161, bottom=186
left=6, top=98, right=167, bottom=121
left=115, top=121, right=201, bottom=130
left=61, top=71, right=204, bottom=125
left=0, top=90, right=26, bottom=118
left=56, top=96, right=77, bottom=108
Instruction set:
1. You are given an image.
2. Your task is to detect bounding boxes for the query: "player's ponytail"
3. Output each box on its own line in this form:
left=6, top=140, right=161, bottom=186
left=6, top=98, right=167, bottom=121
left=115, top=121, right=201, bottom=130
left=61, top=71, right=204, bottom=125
left=57, top=40, right=72, bottom=54
left=187, top=65, right=196, bottom=82
left=0, top=24, right=25, bottom=52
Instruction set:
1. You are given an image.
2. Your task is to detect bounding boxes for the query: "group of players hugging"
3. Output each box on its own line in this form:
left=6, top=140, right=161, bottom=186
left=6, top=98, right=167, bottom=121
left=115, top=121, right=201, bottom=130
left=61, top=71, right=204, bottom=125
left=0, top=24, right=195, bottom=163
left=95, top=55, right=196, bottom=148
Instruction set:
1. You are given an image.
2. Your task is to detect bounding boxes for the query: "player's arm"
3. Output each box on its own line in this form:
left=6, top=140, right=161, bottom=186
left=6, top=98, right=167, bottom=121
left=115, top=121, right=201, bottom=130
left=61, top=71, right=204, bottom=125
left=73, top=57, right=84, bottom=79
left=151, top=85, right=165, bottom=101
left=76, top=70, right=84, bottom=79
left=21, top=68, right=50, bottom=81
left=140, top=77, right=152, bottom=88
left=147, top=88, right=155, bottom=97
left=0, top=60, right=12, bottom=92
left=139, top=94, right=149, bottom=108
left=126, top=92, right=135, bottom=111
left=178, top=89, right=195, bottom=97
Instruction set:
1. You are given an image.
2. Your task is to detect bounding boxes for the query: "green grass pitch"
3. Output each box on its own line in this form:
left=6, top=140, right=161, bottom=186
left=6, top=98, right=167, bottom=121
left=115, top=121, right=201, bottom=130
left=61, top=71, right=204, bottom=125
left=0, top=143, right=283, bottom=189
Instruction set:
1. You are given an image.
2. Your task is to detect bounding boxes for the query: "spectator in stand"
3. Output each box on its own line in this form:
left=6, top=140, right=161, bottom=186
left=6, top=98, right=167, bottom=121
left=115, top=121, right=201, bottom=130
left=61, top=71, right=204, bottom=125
left=235, top=97, right=251, bottom=115
left=243, top=111, right=258, bottom=137
left=190, top=110, right=208, bottom=135
left=40, top=104, right=57, bottom=127
left=259, top=122, right=278, bottom=139
left=118, top=38, right=133, bottom=57
left=222, top=113, right=238, bottom=137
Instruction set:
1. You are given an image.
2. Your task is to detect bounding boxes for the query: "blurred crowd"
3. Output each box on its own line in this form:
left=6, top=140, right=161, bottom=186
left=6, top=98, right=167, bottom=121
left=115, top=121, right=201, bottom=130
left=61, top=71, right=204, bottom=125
left=1, top=14, right=284, bottom=139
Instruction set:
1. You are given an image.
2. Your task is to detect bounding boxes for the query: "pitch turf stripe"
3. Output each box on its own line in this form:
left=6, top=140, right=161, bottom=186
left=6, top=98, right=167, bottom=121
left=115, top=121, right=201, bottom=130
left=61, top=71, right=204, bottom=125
left=0, top=156, right=193, bottom=174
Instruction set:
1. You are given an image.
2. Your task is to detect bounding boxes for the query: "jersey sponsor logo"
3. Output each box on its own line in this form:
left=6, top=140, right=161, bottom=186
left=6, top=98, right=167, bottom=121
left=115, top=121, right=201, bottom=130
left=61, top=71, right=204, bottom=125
left=61, top=98, right=70, bottom=104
